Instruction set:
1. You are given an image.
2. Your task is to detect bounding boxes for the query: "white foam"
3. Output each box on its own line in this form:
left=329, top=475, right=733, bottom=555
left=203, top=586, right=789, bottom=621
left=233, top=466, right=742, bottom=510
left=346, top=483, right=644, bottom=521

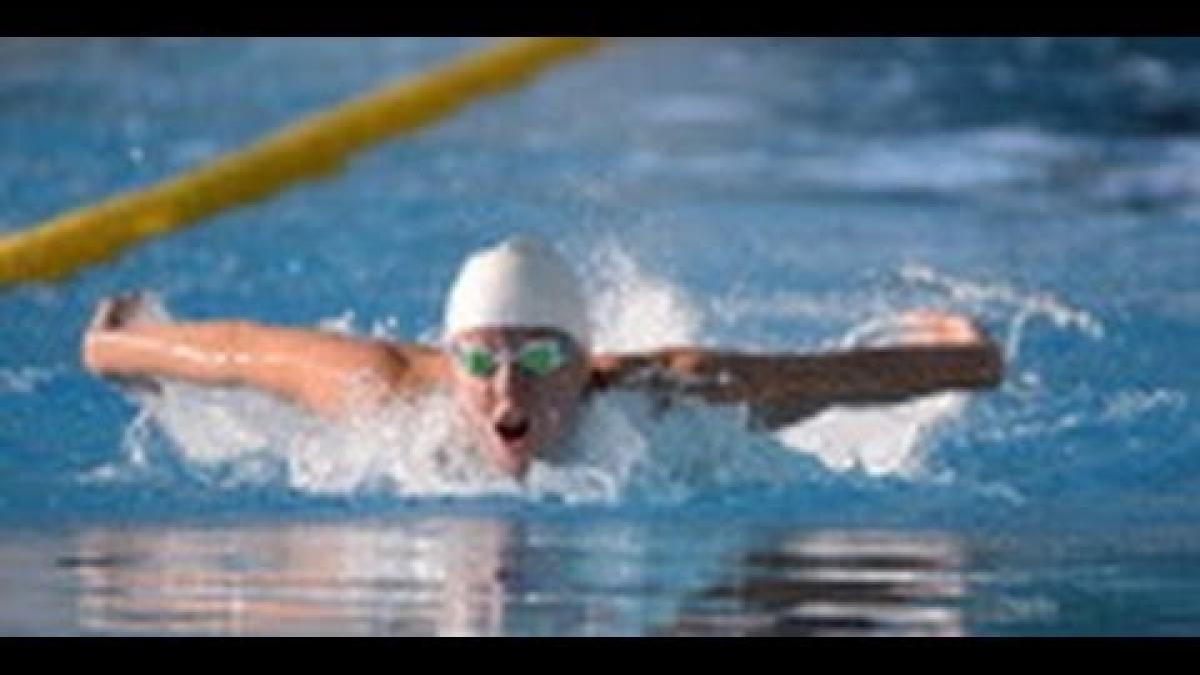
left=134, top=377, right=808, bottom=503
left=1102, top=388, right=1187, bottom=421
left=774, top=392, right=967, bottom=478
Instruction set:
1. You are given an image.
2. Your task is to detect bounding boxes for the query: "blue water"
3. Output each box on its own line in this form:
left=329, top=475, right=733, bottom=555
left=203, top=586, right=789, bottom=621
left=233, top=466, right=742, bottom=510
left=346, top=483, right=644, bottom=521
left=2, top=37, right=1199, bottom=636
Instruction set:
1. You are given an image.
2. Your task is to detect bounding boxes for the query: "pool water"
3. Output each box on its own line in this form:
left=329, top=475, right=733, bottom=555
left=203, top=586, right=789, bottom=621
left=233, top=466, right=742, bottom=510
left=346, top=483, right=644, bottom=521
left=1, top=37, right=1199, bottom=636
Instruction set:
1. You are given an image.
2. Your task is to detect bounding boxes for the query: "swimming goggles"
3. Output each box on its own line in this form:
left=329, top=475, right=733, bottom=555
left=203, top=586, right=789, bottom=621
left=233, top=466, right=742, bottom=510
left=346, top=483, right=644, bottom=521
left=451, top=338, right=570, bottom=379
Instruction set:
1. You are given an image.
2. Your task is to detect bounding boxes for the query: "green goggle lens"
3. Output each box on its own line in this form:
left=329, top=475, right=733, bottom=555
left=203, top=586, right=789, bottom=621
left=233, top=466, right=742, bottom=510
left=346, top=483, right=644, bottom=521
left=463, top=348, right=499, bottom=378
left=516, top=342, right=565, bottom=377
left=456, top=340, right=567, bottom=379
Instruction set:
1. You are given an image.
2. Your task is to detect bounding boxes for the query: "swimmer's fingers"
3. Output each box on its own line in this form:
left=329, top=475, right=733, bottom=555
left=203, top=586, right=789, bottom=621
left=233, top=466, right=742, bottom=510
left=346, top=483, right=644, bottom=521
left=849, top=310, right=988, bottom=348
left=88, top=291, right=169, bottom=332
left=87, top=297, right=120, bottom=332
left=892, top=310, right=988, bottom=346
left=87, top=295, right=142, bottom=332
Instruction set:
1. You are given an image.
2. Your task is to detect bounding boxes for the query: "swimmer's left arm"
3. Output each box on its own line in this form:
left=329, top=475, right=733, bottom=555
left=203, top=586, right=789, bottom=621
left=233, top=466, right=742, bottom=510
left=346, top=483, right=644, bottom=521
left=589, top=311, right=1004, bottom=429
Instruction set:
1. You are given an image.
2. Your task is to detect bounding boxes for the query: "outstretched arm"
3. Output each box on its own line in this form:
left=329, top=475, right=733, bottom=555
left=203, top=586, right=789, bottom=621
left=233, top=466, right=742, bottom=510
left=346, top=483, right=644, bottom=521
left=82, top=293, right=447, bottom=417
left=589, top=311, right=1004, bottom=429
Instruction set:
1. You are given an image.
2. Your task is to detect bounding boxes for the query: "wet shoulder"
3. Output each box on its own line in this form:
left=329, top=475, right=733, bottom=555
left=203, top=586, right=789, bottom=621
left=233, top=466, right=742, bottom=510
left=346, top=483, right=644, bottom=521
left=378, top=341, right=451, bottom=393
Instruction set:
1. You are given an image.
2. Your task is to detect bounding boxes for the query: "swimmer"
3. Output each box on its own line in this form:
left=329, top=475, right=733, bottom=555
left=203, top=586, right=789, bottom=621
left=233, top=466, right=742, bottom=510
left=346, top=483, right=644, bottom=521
left=82, top=236, right=1003, bottom=478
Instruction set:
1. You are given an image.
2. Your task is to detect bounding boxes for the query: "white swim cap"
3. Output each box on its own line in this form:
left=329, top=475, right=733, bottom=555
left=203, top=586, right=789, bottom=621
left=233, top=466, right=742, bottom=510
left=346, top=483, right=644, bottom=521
left=443, top=235, right=590, bottom=346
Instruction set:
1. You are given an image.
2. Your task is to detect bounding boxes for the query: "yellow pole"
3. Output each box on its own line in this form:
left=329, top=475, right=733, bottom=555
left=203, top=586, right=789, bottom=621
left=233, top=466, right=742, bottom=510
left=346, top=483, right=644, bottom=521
left=0, top=37, right=606, bottom=286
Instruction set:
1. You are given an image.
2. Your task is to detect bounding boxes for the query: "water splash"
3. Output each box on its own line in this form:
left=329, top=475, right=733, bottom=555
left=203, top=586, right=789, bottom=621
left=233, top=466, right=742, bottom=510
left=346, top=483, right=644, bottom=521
left=896, top=262, right=1104, bottom=362
left=581, top=239, right=707, bottom=353
left=105, top=244, right=1039, bottom=504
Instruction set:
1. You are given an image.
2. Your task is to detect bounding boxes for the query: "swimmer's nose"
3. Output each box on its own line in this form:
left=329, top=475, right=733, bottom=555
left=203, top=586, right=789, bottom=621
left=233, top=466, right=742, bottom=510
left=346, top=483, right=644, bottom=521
left=494, top=361, right=526, bottom=397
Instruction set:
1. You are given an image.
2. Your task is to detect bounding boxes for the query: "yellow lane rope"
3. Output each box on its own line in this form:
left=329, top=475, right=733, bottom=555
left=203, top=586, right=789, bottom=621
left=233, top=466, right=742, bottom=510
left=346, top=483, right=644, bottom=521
left=0, top=37, right=606, bottom=286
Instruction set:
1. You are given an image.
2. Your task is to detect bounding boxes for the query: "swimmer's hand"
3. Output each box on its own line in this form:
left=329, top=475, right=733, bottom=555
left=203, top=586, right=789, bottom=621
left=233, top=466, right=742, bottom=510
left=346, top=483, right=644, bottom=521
left=903, top=310, right=991, bottom=346
left=83, top=292, right=168, bottom=395
left=87, top=291, right=169, bottom=333
left=845, top=309, right=994, bottom=349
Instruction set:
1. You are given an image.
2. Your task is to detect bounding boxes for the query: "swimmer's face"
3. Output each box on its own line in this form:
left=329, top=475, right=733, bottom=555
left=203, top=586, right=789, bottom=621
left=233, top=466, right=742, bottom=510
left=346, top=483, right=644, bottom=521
left=446, top=327, right=590, bottom=478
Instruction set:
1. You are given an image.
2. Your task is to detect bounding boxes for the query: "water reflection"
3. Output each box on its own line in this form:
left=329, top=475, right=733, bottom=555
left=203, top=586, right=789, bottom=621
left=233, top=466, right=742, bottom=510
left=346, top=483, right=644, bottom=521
left=657, top=530, right=967, bottom=636
left=70, top=519, right=528, bottom=636
left=64, top=519, right=966, bottom=636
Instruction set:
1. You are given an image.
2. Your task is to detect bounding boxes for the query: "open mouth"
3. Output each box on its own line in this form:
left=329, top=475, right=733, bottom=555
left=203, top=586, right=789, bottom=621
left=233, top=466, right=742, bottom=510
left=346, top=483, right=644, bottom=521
left=494, top=416, right=531, bottom=444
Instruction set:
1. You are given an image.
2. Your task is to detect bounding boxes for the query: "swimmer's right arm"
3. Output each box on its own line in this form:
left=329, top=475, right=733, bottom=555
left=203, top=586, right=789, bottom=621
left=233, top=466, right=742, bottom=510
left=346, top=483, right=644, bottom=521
left=82, top=294, right=446, bottom=417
